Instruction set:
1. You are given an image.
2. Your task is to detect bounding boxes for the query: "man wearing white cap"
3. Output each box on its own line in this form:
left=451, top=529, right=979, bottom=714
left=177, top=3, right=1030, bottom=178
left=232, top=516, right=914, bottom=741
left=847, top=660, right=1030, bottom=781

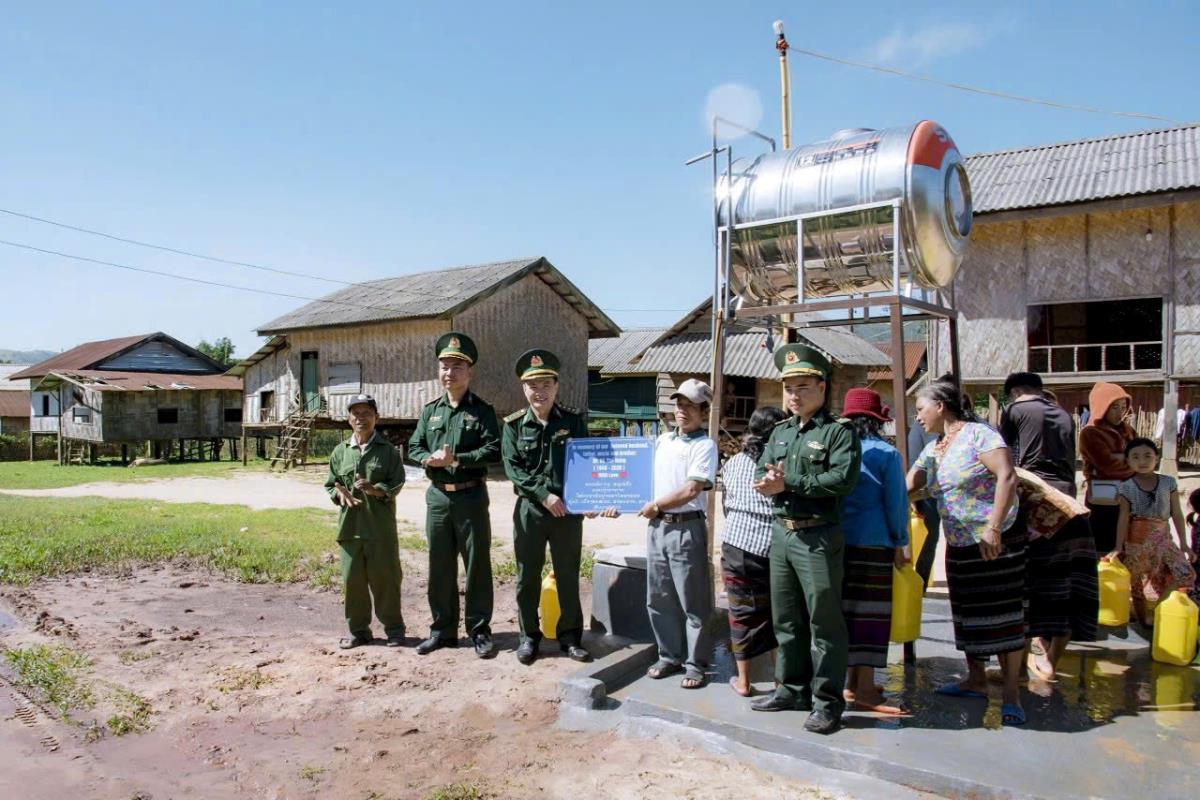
left=641, top=378, right=719, bottom=689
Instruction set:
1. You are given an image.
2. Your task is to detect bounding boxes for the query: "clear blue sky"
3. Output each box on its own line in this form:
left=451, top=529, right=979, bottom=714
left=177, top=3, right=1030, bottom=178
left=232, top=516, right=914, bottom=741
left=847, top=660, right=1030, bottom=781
left=0, top=1, right=1196, bottom=359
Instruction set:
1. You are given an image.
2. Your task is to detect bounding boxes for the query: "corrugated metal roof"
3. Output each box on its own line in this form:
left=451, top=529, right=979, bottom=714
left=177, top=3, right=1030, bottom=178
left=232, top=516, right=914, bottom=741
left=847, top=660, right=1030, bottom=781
left=0, top=393, right=27, bottom=417
left=10, top=333, right=154, bottom=380
left=588, top=328, right=667, bottom=374
left=36, top=370, right=242, bottom=392
left=966, top=123, right=1200, bottom=214
left=637, top=328, right=888, bottom=379
left=257, top=257, right=620, bottom=338
left=868, top=342, right=927, bottom=381
left=0, top=365, right=30, bottom=390
left=226, top=335, right=288, bottom=378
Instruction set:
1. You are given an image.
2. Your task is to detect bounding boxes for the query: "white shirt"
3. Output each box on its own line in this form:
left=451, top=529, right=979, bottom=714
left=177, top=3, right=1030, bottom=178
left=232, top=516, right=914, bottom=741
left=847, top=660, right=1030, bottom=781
left=653, top=428, right=718, bottom=514
left=350, top=430, right=378, bottom=453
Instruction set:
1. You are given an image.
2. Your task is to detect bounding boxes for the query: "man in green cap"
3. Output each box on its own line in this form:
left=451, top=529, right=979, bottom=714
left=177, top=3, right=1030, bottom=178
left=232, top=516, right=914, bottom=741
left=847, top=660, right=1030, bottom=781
left=324, top=393, right=407, bottom=649
left=750, top=343, right=861, bottom=735
left=501, top=349, right=592, bottom=665
left=408, top=331, right=501, bottom=658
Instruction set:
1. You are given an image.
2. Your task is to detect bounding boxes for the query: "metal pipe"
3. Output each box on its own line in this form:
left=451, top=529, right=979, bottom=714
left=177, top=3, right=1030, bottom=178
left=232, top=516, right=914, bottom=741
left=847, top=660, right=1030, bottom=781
left=713, top=115, right=776, bottom=151
left=774, top=20, right=792, bottom=149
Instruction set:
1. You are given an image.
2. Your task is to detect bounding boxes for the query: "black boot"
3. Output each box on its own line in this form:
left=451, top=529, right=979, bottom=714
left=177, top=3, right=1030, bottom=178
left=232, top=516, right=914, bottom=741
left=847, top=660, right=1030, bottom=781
left=516, top=638, right=539, bottom=665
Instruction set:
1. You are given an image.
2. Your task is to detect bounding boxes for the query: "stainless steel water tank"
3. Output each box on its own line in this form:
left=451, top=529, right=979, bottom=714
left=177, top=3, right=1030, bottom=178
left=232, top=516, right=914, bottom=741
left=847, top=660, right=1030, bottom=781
left=718, top=120, right=971, bottom=303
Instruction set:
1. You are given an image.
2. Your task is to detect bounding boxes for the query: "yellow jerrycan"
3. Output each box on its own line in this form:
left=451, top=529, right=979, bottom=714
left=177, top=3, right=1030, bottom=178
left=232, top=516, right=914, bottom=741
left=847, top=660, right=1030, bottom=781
left=890, top=563, right=923, bottom=643
left=1097, top=556, right=1132, bottom=627
left=540, top=571, right=561, bottom=640
left=909, top=513, right=929, bottom=572
left=1151, top=589, right=1199, bottom=666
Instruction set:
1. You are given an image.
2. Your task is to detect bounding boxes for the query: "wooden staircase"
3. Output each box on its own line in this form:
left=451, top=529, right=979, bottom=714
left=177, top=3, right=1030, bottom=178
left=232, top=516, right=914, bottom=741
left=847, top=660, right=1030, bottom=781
left=270, top=406, right=319, bottom=470
left=62, top=438, right=89, bottom=465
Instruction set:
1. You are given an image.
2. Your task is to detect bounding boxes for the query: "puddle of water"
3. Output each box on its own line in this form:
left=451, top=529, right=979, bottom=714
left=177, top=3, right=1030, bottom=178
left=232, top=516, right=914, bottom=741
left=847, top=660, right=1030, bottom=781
left=0, top=610, right=17, bottom=632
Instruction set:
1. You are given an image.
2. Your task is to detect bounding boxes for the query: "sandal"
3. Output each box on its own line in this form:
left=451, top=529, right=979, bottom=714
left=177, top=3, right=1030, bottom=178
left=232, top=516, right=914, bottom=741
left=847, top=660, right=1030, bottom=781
left=729, top=676, right=752, bottom=697
left=646, top=661, right=683, bottom=680
left=934, top=683, right=988, bottom=699
left=338, top=633, right=372, bottom=649
left=1027, top=653, right=1058, bottom=683
left=852, top=700, right=910, bottom=716
left=681, top=673, right=706, bottom=689
left=1001, top=702, right=1026, bottom=726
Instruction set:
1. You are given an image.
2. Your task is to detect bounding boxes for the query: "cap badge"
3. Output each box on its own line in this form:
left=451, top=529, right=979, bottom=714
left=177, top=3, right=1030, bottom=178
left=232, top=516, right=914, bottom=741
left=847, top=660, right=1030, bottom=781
left=785, top=351, right=799, bottom=365
left=448, top=336, right=460, bottom=349
left=530, top=354, right=543, bottom=367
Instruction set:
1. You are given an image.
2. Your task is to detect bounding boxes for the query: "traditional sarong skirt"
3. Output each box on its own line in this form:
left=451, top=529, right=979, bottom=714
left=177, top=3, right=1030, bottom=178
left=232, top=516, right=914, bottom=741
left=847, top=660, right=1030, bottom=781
left=1124, top=517, right=1196, bottom=603
left=842, top=545, right=895, bottom=668
left=945, top=523, right=1029, bottom=658
left=721, top=542, right=777, bottom=660
left=1027, top=514, right=1100, bottom=642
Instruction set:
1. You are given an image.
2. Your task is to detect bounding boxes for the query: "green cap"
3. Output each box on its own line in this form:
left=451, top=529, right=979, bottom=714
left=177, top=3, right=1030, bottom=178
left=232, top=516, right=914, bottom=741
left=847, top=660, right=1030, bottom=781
left=515, top=348, right=560, bottom=381
left=435, top=331, right=478, bottom=364
left=774, top=343, right=830, bottom=380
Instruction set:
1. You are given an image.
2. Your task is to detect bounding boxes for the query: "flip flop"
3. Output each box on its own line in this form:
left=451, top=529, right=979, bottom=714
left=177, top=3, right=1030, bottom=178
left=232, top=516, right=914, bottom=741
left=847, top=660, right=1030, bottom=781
left=1027, top=654, right=1058, bottom=683
left=729, top=676, right=752, bottom=697
left=852, top=700, right=911, bottom=716
left=986, top=668, right=1029, bottom=686
left=681, top=673, right=706, bottom=689
left=1001, top=702, right=1026, bottom=726
left=935, top=683, right=988, bottom=699
left=646, top=661, right=683, bottom=680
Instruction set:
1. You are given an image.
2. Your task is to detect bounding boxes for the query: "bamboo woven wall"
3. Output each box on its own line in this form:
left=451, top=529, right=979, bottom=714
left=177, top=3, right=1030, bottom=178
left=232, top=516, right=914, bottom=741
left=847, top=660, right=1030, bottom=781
left=453, top=273, right=590, bottom=417
left=957, top=199, right=1200, bottom=382
left=65, top=389, right=242, bottom=443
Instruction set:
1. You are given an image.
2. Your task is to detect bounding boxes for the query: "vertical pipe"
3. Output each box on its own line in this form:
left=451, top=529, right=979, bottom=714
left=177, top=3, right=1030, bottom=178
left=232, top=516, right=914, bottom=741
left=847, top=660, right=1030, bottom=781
left=891, top=298, right=909, bottom=469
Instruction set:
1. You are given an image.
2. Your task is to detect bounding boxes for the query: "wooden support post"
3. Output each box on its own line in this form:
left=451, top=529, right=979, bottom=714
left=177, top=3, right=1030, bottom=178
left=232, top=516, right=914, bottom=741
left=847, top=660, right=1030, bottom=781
left=241, top=430, right=247, bottom=465
left=121, top=443, right=128, bottom=465
left=1163, top=379, right=1179, bottom=477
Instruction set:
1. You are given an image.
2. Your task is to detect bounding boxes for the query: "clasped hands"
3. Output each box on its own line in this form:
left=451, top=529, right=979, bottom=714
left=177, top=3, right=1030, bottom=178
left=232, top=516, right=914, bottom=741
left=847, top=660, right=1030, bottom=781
left=753, top=461, right=787, bottom=496
left=333, top=479, right=385, bottom=507
left=422, top=443, right=454, bottom=468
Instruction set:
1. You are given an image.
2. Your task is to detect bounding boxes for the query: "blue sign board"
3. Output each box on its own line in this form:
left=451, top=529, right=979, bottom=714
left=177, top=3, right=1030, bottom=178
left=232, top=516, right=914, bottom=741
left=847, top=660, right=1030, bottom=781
left=564, top=437, right=654, bottom=514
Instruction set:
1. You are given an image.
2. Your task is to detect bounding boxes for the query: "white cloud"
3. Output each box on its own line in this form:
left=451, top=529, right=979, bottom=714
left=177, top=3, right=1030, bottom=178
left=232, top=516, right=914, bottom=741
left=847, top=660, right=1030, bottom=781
left=866, top=22, right=988, bottom=69
left=704, top=83, right=764, bottom=139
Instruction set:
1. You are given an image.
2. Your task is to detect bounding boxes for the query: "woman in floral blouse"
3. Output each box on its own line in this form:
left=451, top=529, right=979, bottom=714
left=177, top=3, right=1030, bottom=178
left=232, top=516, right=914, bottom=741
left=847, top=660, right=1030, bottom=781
left=907, top=377, right=1026, bottom=726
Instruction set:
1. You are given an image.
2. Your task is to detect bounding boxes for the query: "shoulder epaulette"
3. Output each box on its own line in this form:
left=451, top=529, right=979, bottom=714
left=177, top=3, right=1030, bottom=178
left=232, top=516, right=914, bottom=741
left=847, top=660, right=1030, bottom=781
left=422, top=396, right=441, bottom=408
left=555, top=403, right=582, bottom=416
left=772, top=418, right=790, bottom=428
left=504, top=409, right=525, bottom=423
left=835, top=417, right=854, bottom=427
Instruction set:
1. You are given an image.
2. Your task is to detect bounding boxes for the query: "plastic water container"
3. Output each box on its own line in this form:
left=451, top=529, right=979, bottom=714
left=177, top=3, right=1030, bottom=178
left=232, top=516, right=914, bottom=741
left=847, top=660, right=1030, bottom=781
left=1152, top=590, right=1199, bottom=666
left=1097, top=556, right=1132, bottom=627
left=909, top=514, right=929, bottom=568
left=890, top=564, right=923, bottom=643
left=540, top=571, right=560, bottom=640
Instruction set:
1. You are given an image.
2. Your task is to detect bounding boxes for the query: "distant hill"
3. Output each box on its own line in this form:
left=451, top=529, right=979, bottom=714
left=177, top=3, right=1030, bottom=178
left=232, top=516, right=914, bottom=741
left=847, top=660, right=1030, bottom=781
left=0, top=348, right=55, bottom=365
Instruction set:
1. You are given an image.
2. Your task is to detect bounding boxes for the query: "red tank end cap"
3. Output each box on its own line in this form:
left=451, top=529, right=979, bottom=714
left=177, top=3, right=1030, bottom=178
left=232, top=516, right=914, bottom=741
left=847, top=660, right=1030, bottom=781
left=908, top=120, right=957, bottom=169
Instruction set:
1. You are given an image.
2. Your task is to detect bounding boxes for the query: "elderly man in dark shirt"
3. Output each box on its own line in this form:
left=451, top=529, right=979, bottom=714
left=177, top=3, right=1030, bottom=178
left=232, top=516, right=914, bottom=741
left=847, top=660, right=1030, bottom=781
left=999, top=372, right=1099, bottom=683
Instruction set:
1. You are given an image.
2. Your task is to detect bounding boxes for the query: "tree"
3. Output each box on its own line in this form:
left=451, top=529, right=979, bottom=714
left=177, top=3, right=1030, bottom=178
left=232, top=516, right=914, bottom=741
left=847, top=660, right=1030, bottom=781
left=197, top=337, right=236, bottom=367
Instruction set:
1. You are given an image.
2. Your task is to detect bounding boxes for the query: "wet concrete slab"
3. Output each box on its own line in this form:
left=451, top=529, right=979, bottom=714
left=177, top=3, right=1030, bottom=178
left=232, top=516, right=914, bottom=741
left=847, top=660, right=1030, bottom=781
left=609, top=600, right=1200, bottom=800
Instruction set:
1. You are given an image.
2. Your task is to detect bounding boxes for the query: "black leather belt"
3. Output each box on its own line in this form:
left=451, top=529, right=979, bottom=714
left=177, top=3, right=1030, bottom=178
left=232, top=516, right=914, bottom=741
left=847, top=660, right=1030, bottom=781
left=780, top=516, right=826, bottom=531
left=656, top=510, right=706, bottom=524
left=433, top=480, right=481, bottom=493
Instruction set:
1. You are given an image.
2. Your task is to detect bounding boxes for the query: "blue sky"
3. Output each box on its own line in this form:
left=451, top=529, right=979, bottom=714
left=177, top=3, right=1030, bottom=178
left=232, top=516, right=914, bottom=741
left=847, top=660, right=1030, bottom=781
left=0, top=1, right=1196, bottom=359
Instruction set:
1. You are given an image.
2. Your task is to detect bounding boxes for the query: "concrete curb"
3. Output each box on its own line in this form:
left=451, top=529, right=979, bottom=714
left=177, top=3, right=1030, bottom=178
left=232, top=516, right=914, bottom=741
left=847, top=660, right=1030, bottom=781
left=558, top=638, right=658, bottom=710
left=620, top=696, right=1042, bottom=800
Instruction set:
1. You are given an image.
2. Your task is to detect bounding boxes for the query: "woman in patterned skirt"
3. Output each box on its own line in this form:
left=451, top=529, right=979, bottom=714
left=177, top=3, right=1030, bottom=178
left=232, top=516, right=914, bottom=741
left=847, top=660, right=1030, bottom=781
left=839, top=389, right=909, bottom=714
left=719, top=406, right=787, bottom=697
left=907, top=377, right=1027, bottom=727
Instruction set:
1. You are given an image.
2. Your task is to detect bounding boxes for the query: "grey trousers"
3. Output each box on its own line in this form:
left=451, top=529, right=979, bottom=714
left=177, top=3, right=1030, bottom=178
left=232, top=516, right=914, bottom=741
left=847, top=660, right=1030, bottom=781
left=646, top=516, right=713, bottom=675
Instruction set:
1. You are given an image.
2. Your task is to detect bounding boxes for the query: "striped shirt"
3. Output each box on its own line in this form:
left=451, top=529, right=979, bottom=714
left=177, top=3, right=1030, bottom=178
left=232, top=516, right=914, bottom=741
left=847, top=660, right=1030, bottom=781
left=720, top=452, right=775, bottom=557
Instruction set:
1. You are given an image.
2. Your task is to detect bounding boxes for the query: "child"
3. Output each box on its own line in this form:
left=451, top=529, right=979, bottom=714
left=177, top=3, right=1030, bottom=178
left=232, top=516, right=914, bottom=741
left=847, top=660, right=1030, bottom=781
left=1111, top=438, right=1196, bottom=626
left=1188, top=488, right=1200, bottom=605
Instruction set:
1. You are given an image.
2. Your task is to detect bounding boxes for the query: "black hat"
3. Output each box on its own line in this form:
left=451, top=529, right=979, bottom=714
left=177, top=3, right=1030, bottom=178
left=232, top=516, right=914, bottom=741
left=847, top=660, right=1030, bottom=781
left=515, top=349, right=560, bottom=381
left=435, top=331, right=478, bottom=364
left=346, top=393, right=377, bottom=412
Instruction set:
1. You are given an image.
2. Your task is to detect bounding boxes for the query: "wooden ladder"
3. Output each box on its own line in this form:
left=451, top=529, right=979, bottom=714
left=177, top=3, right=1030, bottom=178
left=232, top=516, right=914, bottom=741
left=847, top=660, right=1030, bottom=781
left=63, top=439, right=88, bottom=465
left=270, top=407, right=318, bottom=470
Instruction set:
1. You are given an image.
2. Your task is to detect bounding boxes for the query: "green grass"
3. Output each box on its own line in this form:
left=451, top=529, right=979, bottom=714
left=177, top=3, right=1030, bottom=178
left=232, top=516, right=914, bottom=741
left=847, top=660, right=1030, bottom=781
left=4, top=644, right=95, bottom=715
left=0, top=495, right=339, bottom=586
left=0, top=459, right=273, bottom=490
left=426, top=784, right=487, bottom=800
left=106, top=687, right=153, bottom=735
left=299, top=764, right=325, bottom=782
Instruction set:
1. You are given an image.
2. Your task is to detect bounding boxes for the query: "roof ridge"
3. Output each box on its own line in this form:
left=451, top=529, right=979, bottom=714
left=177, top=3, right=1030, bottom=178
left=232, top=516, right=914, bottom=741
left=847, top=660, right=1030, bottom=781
left=965, top=122, right=1200, bottom=161
left=358, top=257, right=540, bottom=286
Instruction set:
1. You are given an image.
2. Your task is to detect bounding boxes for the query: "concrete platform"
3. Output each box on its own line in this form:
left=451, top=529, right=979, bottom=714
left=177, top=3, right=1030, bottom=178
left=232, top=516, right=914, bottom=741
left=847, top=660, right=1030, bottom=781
left=562, top=600, right=1200, bottom=799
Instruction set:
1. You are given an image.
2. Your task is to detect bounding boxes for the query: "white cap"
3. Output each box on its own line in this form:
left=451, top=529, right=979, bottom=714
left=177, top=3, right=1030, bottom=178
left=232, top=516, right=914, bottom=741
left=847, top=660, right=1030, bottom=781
left=670, top=378, right=713, bottom=405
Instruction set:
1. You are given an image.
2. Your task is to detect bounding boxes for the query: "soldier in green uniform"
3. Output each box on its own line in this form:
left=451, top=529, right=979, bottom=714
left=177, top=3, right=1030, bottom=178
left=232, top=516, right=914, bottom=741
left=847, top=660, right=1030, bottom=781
left=501, top=349, right=592, bottom=665
left=324, top=393, right=407, bottom=649
left=750, top=344, right=861, bottom=735
left=407, top=332, right=501, bottom=658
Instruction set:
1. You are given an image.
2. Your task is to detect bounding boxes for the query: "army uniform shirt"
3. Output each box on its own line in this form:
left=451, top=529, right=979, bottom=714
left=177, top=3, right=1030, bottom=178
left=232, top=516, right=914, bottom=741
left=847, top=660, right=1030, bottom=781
left=501, top=404, right=588, bottom=504
left=407, top=391, right=501, bottom=481
left=757, top=409, right=862, bottom=524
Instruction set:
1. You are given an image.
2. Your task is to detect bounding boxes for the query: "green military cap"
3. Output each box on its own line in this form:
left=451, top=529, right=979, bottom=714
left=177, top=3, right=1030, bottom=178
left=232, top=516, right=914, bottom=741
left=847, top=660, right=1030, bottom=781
left=514, top=348, right=559, bottom=381
left=435, top=331, right=477, bottom=364
left=774, top=343, right=831, bottom=380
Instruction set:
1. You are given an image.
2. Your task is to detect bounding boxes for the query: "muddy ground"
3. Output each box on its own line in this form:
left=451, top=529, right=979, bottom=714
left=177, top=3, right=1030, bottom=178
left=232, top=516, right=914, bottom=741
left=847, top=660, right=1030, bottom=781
left=0, top=561, right=833, bottom=799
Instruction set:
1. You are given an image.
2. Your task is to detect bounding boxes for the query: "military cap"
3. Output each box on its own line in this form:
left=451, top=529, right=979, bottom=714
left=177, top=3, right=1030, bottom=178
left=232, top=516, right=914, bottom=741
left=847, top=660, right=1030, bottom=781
left=435, top=331, right=477, bottom=364
left=774, top=343, right=830, bottom=380
left=515, top=348, right=559, bottom=381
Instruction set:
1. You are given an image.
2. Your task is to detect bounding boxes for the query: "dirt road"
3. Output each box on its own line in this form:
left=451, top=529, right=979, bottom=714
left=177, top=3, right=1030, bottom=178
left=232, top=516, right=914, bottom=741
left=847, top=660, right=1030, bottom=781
left=0, top=565, right=835, bottom=799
